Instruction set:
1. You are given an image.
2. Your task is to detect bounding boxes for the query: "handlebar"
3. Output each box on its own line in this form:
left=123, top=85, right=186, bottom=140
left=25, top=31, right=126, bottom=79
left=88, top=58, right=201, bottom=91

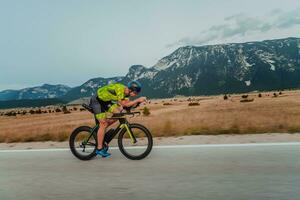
left=111, top=111, right=141, bottom=118
left=110, top=102, right=142, bottom=118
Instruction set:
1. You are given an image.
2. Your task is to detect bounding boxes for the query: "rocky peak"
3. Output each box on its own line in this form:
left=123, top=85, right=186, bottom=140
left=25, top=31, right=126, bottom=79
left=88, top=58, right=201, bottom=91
left=126, top=65, right=158, bottom=80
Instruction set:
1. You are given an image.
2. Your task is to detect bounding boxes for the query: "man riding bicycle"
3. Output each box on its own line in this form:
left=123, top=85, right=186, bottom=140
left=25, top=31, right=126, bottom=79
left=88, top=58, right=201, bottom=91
left=89, top=80, right=146, bottom=157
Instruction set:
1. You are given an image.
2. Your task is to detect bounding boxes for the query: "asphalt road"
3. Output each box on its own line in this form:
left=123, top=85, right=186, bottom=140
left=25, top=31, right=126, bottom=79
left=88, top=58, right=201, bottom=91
left=1, top=143, right=300, bottom=200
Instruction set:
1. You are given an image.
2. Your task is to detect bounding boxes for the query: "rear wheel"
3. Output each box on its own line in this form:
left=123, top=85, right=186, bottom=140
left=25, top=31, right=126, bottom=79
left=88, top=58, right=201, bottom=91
left=69, top=126, right=97, bottom=160
left=118, top=123, right=153, bottom=160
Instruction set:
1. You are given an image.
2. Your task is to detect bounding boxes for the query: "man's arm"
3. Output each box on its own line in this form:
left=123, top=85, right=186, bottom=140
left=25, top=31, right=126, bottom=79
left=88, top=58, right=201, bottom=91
left=118, top=97, right=147, bottom=108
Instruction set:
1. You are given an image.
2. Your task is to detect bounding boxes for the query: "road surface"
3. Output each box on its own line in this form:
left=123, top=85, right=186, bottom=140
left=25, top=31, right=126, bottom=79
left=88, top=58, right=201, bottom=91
left=1, top=143, right=300, bottom=200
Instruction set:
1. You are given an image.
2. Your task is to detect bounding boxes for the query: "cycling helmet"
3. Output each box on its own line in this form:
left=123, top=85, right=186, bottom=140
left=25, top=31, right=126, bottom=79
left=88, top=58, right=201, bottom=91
left=127, top=80, right=142, bottom=93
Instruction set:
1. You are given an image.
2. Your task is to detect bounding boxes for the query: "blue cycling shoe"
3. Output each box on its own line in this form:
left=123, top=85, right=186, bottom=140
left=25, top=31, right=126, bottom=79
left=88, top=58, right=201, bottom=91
left=96, top=148, right=111, bottom=158
left=103, top=145, right=109, bottom=152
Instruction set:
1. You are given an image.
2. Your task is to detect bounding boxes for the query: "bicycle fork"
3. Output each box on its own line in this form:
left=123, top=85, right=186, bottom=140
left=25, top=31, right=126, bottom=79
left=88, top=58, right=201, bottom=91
left=120, top=124, right=137, bottom=144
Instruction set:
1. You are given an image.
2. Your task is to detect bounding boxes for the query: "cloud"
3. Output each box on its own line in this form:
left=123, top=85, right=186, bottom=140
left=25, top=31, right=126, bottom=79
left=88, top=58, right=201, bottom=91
left=224, top=13, right=245, bottom=21
left=275, top=9, right=300, bottom=28
left=268, top=9, right=284, bottom=16
left=168, top=8, right=300, bottom=47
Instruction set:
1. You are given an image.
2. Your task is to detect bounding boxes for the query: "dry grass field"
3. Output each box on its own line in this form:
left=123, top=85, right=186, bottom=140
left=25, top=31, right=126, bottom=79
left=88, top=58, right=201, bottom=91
left=0, top=90, right=300, bottom=143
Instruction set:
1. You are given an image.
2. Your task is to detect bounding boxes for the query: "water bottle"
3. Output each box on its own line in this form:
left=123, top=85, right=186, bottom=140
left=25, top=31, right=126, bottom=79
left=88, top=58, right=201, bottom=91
left=104, top=128, right=115, bottom=144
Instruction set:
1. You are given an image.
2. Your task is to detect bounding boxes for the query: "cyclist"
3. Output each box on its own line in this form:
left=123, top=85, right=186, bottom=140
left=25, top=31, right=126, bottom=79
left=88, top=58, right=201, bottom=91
left=89, top=80, right=146, bottom=157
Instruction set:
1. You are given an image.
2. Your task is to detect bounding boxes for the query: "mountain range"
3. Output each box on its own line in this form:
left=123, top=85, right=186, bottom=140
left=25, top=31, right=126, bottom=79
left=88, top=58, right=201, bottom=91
left=0, top=84, right=71, bottom=101
left=126, top=37, right=300, bottom=98
left=1, top=37, right=300, bottom=106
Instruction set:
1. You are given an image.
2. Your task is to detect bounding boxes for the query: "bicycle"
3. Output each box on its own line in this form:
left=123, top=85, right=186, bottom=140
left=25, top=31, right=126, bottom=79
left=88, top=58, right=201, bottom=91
left=69, top=103, right=153, bottom=160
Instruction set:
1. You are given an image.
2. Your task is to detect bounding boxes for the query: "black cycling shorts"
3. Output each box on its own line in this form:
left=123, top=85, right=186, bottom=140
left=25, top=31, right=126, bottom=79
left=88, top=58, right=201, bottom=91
left=89, top=95, right=112, bottom=115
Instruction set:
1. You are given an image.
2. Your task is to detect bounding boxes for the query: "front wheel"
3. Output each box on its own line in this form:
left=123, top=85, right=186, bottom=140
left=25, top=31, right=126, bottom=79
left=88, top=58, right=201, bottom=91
left=118, top=123, right=153, bottom=160
left=69, top=126, right=97, bottom=160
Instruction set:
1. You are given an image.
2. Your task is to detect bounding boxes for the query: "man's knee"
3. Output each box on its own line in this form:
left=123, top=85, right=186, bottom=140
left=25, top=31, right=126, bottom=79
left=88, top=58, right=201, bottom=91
left=100, top=120, right=109, bottom=127
left=106, top=119, right=117, bottom=125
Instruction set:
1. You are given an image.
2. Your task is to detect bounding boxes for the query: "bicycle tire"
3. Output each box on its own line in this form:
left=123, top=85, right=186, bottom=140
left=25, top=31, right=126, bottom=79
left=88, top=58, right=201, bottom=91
left=69, top=126, right=97, bottom=160
left=118, top=123, right=153, bottom=160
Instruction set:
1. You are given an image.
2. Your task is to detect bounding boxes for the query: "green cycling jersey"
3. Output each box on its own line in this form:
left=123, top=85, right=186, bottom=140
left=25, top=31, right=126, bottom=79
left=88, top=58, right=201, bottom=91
left=94, top=83, right=127, bottom=119
left=97, top=83, right=126, bottom=102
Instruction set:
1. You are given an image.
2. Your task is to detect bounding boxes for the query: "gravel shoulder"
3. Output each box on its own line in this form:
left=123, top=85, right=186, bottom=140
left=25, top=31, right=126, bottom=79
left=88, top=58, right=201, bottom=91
left=1, top=133, right=300, bottom=150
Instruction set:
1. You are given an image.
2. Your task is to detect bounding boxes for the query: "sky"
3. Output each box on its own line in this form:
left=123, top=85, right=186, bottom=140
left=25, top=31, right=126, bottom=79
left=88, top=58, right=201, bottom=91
left=0, top=0, right=300, bottom=91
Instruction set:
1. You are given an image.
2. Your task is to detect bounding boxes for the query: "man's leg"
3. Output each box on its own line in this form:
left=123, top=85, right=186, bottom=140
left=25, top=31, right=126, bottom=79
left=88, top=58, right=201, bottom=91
left=96, top=105, right=120, bottom=155
left=95, top=119, right=112, bottom=157
left=106, top=119, right=117, bottom=126
left=97, top=119, right=108, bottom=150
left=97, top=118, right=118, bottom=148
left=104, top=106, right=122, bottom=130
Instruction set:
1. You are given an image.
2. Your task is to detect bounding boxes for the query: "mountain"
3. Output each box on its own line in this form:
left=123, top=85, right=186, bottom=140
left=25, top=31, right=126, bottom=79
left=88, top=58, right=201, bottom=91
left=0, top=77, right=124, bottom=104
left=0, top=84, right=71, bottom=101
left=1, top=37, right=300, bottom=105
left=0, top=77, right=124, bottom=108
left=61, top=76, right=124, bottom=101
left=124, top=37, right=300, bottom=97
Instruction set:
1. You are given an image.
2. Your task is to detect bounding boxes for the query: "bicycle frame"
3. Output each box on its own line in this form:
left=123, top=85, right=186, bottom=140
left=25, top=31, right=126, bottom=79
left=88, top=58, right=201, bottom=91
left=83, top=117, right=137, bottom=147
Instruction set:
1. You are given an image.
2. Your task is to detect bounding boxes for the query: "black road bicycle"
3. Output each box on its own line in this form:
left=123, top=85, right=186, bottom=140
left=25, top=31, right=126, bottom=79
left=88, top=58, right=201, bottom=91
left=69, top=103, right=153, bottom=160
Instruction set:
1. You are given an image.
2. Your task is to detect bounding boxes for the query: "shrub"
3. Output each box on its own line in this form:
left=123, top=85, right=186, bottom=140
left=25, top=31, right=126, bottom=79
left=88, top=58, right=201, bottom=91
left=258, top=93, right=262, bottom=98
left=188, top=102, right=200, bottom=106
left=29, top=110, right=35, bottom=114
left=223, top=94, right=228, bottom=100
left=241, top=94, right=248, bottom=99
left=273, top=93, right=278, bottom=97
left=73, top=107, right=78, bottom=111
left=62, top=105, right=67, bottom=112
left=5, top=111, right=16, bottom=116
left=36, top=109, right=42, bottom=114
left=279, top=91, right=282, bottom=95
left=62, top=106, right=71, bottom=114
left=142, top=106, right=151, bottom=116
left=240, top=98, right=254, bottom=103
left=55, top=108, right=62, bottom=112
left=163, top=102, right=172, bottom=106
left=80, top=108, right=85, bottom=111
